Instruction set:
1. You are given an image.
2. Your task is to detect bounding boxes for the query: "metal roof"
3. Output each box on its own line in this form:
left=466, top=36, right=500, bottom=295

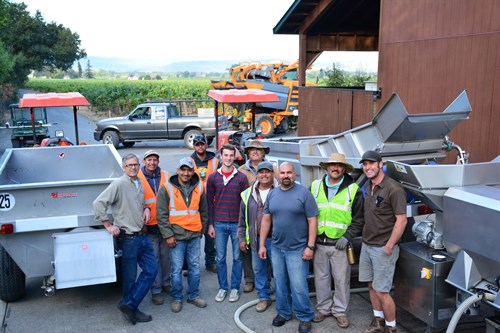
left=273, top=0, right=380, bottom=35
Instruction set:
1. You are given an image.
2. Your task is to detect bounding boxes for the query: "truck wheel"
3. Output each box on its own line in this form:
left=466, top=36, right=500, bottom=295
left=184, top=129, right=203, bottom=149
left=102, top=131, right=120, bottom=149
left=11, top=139, right=21, bottom=148
left=256, top=115, right=275, bottom=138
left=0, top=245, right=26, bottom=302
left=122, top=141, right=135, bottom=148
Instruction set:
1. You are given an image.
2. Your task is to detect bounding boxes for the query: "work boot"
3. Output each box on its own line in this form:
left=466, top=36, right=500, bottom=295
left=363, top=317, right=385, bottom=333
left=206, top=265, right=217, bottom=273
left=312, top=311, right=332, bottom=323
left=117, top=301, right=136, bottom=325
left=171, top=301, right=182, bottom=313
left=335, top=315, right=349, bottom=328
left=162, top=285, right=172, bottom=294
left=243, top=282, right=254, bottom=293
left=255, top=300, right=272, bottom=312
left=152, top=293, right=163, bottom=305
left=187, top=297, right=207, bottom=308
left=134, top=309, right=152, bottom=322
left=298, top=320, right=312, bottom=333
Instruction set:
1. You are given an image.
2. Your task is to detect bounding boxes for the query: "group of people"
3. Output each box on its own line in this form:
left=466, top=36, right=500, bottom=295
left=93, top=136, right=407, bottom=333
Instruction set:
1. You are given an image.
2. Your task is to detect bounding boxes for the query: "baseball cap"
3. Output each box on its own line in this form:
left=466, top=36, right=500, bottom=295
left=257, top=161, right=274, bottom=172
left=193, top=135, right=207, bottom=145
left=359, top=150, right=382, bottom=163
left=178, top=157, right=194, bottom=169
left=143, top=150, right=159, bottom=159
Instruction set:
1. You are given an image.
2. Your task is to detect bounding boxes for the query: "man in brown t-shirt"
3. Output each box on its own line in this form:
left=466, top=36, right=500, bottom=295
left=358, top=150, right=407, bottom=333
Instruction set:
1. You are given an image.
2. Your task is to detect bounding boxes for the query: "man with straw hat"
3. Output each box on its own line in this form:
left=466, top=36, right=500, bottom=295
left=311, top=153, right=364, bottom=328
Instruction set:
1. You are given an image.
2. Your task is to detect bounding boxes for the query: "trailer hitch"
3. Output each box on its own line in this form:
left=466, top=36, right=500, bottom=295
left=41, top=275, right=55, bottom=297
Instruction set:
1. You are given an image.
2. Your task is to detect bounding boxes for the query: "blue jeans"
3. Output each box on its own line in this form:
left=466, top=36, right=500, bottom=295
left=147, top=231, right=170, bottom=294
left=271, top=245, right=314, bottom=322
left=169, top=237, right=201, bottom=302
left=204, top=229, right=216, bottom=268
left=214, top=222, right=243, bottom=290
left=252, top=236, right=272, bottom=300
left=120, top=235, right=157, bottom=311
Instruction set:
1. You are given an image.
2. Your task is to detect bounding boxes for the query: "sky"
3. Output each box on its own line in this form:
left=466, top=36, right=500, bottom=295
left=16, top=0, right=378, bottom=71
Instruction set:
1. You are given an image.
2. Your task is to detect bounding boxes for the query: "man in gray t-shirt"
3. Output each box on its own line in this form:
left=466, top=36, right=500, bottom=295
left=259, top=162, right=318, bottom=333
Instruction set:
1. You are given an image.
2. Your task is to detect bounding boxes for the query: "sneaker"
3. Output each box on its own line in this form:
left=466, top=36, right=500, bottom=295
left=152, top=293, right=164, bottom=305
left=243, top=282, right=254, bottom=293
left=335, top=315, right=349, bottom=328
left=298, top=320, right=312, bottom=333
left=134, top=309, right=152, bottom=322
left=385, top=326, right=397, bottom=333
left=255, top=300, right=272, bottom=312
left=187, top=297, right=207, bottom=308
left=363, top=316, right=385, bottom=333
left=313, top=311, right=332, bottom=323
left=228, top=289, right=240, bottom=302
left=215, top=289, right=227, bottom=302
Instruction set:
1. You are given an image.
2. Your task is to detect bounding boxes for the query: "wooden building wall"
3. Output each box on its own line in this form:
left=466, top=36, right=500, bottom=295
left=297, top=88, right=374, bottom=136
left=377, top=0, right=500, bottom=163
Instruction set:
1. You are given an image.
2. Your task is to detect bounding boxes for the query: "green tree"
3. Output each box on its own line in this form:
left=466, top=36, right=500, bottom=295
left=324, top=63, right=346, bottom=86
left=77, top=61, right=83, bottom=78
left=84, top=59, right=94, bottom=79
left=0, top=1, right=85, bottom=93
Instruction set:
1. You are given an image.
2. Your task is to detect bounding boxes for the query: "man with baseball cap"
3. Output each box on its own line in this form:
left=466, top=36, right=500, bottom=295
left=189, top=135, right=219, bottom=273
left=238, top=140, right=279, bottom=293
left=358, top=150, right=407, bottom=333
left=238, top=161, right=279, bottom=312
left=156, top=157, right=209, bottom=313
left=137, top=150, right=171, bottom=305
left=311, top=153, right=364, bottom=328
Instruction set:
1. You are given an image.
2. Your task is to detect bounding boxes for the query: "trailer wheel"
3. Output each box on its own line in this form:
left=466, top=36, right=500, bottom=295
left=102, top=131, right=120, bottom=149
left=256, top=115, right=275, bottom=138
left=183, top=129, right=203, bottom=149
left=0, top=245, right=26, bottom=302
left=11, top=139, right=21, bottom=148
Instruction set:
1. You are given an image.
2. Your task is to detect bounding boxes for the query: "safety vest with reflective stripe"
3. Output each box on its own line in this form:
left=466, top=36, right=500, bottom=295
left=190, top=156, right=218, bottom=192
left=311, top=180, right=358, bottom=239
left=163, top=181, right=203, bottom=232
left=240, top=187, right=252, bottom=244
left=138, top=170, right=169, bottom=226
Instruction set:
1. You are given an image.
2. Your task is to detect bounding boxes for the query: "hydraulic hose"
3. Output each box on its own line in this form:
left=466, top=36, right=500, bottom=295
left=445, top=292, right=496, bottom=333
left=234, top=288, right=369, bottom=333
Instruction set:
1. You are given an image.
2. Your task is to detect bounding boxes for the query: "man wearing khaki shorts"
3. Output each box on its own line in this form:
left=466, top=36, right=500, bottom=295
left=358, top=151, right=407, bottom=333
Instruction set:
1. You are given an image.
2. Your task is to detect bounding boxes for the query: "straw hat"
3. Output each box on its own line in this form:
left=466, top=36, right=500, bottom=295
left=244, top=140, right=270, bottom=154
left=319, top=153, right=354, bottom=173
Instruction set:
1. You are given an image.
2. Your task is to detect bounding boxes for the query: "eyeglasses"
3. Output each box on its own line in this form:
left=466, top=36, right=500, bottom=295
left=124, top=163, right=139, bottom=168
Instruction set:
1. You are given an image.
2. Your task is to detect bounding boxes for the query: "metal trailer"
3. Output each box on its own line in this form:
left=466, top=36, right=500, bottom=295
left=0, top=144, right=124, bottom=301
left=261, top=90, right=500, bottom=331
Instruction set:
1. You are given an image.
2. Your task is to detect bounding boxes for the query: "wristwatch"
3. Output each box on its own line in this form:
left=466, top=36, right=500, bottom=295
left=306, top=245, right=316, bottom=251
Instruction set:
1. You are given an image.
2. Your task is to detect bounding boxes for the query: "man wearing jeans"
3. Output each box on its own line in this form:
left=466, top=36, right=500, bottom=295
left=157, top=157, right=208, bottom=313
left=93, top=153, right=157, bottom=325
left=207, top=144, right=249, bottom=303
left=238, top=161, right=279, bottom=312
left=259, top=162, right=318, bottom=333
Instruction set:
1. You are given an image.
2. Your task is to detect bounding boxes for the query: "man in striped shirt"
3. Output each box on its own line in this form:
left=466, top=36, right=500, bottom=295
left=207, top=144, right=249, bottom=303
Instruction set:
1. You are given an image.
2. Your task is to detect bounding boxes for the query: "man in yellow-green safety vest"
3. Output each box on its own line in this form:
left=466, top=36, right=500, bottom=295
left=311, top=153, right=364, bottom=329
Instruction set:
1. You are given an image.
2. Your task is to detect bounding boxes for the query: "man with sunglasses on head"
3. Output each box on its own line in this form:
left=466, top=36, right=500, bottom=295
left=359, top=150, right=407, bottom=333
left=93, top=153, right=157, bottom=325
